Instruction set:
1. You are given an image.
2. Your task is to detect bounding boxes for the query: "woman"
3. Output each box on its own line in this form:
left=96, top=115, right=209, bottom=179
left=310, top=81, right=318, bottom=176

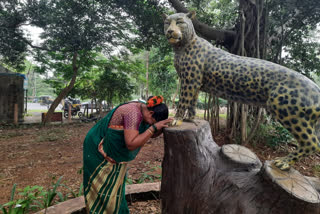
left=83, top=96, right=172, bottom=214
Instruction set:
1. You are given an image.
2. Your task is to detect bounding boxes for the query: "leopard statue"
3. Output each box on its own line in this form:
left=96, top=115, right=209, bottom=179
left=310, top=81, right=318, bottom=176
left=163, top=11, right=320, bottom=171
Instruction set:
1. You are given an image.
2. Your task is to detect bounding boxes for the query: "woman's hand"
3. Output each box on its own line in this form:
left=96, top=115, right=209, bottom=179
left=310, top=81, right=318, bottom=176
left=124, top=118, right=173, bottom=151
left=153, top=118, right=174, bottom=131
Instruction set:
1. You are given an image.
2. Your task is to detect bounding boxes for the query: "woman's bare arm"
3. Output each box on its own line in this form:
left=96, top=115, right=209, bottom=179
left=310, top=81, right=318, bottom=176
left=124, top=118, right=172, bottom=150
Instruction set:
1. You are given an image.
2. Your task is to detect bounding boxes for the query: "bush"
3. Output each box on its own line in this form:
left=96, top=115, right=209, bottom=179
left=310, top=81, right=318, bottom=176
left=0, top=176, right=83, bottom=214
left=254, top=120, right=294, bottom=148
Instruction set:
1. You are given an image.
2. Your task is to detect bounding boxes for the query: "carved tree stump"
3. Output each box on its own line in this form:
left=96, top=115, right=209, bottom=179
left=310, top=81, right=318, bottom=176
left=161, top=120, right=320, bottom=214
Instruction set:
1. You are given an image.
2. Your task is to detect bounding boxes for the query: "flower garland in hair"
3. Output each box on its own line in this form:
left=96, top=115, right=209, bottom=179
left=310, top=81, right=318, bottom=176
left=147, top=95, right=164, bottom=107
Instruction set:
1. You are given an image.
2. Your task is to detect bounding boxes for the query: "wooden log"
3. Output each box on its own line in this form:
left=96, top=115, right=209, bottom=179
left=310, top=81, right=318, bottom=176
left=14, top=103, right=18, bottom=125
left=68, top=104, right=72, bottom=123
left=161, top=120, right=320, bottom=214
left=35, top=182, right=161, bottom=214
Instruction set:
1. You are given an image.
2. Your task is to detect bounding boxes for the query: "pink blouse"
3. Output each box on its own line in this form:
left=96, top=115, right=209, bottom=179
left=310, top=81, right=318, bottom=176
left=109, top=102, right=143, bottom=130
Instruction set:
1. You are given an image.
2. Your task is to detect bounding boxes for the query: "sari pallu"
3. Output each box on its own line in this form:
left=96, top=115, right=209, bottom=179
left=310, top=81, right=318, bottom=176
left=83, top=103, right=149, bottom=214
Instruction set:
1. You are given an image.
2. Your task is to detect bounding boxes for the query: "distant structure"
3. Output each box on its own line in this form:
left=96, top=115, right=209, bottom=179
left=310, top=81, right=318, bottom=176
left=0, top=65, right=25, bottom=123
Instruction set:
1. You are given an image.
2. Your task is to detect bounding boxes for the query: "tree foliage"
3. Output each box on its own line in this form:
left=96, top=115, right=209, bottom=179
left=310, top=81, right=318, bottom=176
left=96, top=63, right=134, bottom=105
left=0, top=1, right=28, bottom=70
left=267, top=0, right=320, bottom=63
left=184, top=0, right=238, bottom=30
left=283, top=36, right=320, bottom=79
left=65, top=55, right=137, bottom=105
left=148, top=48, right=177, bottom=103
left=7, top=0, right=142, bottom=124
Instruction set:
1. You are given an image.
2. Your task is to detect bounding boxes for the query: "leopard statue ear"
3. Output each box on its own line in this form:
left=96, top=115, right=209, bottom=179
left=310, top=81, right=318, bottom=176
left=187, top=11, right=196, bottom=19
left=162, top=14, right=168, bottom=20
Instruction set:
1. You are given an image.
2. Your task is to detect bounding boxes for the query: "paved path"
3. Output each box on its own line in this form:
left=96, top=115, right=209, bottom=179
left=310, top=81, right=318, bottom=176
left=24, top=102, right=72, bottom=124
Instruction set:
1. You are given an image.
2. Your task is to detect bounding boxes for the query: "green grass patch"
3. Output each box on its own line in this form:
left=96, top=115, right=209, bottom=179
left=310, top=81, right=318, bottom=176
left=0, top=131, right=24, bottom=139
left=0, top=176, right=83, bottom=213
left=37, top=128, right=66, bottom=142
left=313, top=165, right=320, bottom=177
left=219, top=113, right=227, bottom=119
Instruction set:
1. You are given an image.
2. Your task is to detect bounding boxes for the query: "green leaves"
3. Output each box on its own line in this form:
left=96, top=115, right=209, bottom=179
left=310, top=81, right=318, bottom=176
left=0, top=176, right=85, bottom=213
left=95, top=58, right=135, bottom=104
left=1, top=184, right=44, bottom=214
left=148, top=48, right=177, bottom=103
left=0, top=1, right=28, bottom=70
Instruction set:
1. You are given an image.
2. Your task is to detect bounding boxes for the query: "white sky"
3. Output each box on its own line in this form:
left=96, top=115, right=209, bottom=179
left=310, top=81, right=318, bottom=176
left=21, top=25, right=44, bottom=46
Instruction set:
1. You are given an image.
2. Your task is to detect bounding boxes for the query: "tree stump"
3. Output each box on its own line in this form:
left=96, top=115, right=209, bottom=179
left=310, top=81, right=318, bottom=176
left=161, top=120, right=320, bottom=214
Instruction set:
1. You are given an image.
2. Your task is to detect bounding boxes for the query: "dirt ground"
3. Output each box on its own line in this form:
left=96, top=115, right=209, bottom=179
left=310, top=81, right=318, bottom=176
left=0, top=122, right=165, bottom=213
left=0, top=120, right=320, bottom=213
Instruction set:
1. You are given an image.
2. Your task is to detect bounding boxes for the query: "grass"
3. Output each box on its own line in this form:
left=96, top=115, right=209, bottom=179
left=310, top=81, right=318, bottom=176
left=0, top=176, right=83, bottom=213
left=219, top=113, right=227, bottom=119
left=38, top=128, right=66, bottom=142
left=312, top=165, right=320, bottom=177
left=0, top=131, right=24, bottom=139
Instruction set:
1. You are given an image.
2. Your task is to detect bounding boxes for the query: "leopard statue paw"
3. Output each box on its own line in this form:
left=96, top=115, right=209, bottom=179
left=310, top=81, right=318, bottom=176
left=170, top=118, right=183, bottom=126
left=183, top=118, right=198, bottom=126
left=273, top=157, right=295, bottom=171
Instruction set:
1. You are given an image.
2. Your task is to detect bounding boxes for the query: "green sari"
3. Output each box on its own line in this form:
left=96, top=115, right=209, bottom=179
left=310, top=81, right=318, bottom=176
left=83, top=103, right=149, bottom=214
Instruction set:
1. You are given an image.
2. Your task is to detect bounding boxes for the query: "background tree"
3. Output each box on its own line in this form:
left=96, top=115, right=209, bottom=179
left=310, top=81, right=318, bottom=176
left=0, top=1, right=28, bottom=70
left=1, top=0, right=135, bottom=124
left=96, top=64, right=134, bottom=107
left=148, top=48, right=178, bottom=105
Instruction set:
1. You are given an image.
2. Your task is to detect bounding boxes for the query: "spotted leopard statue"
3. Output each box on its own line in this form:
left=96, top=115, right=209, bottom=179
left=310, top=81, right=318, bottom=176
left=163, top=12, right=320, bottom=171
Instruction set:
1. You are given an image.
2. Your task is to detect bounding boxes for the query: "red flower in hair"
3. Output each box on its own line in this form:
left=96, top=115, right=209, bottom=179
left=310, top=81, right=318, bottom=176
left=147, top=95, right=164, bottom=107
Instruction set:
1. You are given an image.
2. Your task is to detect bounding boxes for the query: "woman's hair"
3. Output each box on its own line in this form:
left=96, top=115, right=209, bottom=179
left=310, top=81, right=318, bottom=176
left=147, top=96, right=169, bottom=122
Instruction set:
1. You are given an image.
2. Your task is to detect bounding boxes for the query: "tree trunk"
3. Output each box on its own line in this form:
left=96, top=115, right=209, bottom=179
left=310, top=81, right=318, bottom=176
left=215, top=97, right=219, bottom=132
left=161, top=120, right=320, bottom=214
left=42, top=52, right=78, bottom=125
left=203, top=93, right=207, bottom=120
left=245, top=107, right=264, bottom=145
left=230, top=102, right=238, bottom=139
left=240, top=104, right=247, bottom=144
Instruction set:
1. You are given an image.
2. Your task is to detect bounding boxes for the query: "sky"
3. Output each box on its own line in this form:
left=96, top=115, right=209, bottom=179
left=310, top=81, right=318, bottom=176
left=21, top=25, right=43, bottom=46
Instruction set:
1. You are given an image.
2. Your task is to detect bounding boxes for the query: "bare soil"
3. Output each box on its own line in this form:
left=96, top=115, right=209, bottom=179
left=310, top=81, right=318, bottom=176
left=0, top=120, right=319, bottom=213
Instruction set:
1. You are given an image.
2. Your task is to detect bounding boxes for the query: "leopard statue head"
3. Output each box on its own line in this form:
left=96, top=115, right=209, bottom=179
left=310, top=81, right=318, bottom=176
left=163, top=12, right=196, bottom=46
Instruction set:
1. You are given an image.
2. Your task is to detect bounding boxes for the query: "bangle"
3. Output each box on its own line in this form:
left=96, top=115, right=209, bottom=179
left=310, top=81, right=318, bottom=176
left=152, top=124, right=158, bottom=133
left=147, top=128, right=153, bottom=135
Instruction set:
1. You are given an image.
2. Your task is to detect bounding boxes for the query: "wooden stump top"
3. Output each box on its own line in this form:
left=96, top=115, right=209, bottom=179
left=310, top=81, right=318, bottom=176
left=167, top=119, right=207, bottom=131
left=264, top=161, right=320, bottom=204
left=221, top=144, right=262, bottom=168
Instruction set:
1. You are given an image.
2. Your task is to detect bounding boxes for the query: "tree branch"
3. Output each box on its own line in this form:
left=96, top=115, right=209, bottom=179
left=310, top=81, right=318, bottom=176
left=168, top=0, right=236, bottom=46
left=11, top=30, right=56, bottom=52
left=19, top=35, right=52, bottom=52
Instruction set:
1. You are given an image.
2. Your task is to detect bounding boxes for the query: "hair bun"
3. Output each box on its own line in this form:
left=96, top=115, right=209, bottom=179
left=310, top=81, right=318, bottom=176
left=147, top=95, right=164, bottom=107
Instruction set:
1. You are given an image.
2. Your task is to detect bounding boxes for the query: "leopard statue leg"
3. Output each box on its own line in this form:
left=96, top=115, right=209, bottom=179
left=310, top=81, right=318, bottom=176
left=274, top=119, right=320, bottom=170
left=184, top=89, right=201, bottom=126
left=271, top=108, right=320, bottom=170
left=172, top=78, right=202, bottom=126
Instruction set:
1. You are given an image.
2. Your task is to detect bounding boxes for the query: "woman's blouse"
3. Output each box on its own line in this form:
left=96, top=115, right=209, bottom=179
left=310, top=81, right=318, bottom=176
left=109, top=102, right=143, bottom=130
